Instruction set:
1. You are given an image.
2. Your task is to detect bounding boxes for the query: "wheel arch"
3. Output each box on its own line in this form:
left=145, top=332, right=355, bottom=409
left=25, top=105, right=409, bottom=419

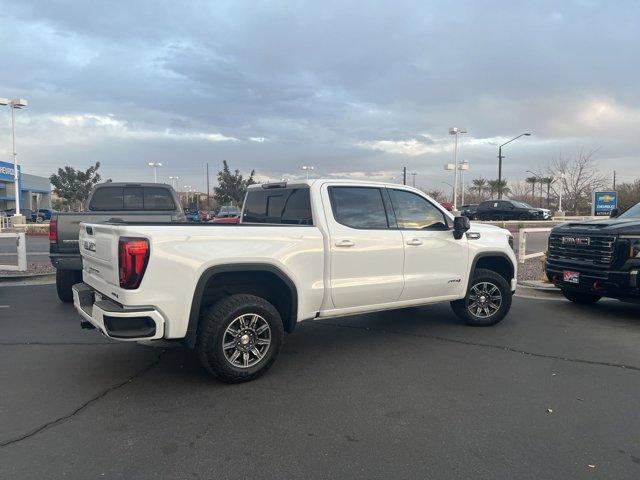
left=185, top=263, right=298, bottom=348
left=469, top=252, right=515, bottom=286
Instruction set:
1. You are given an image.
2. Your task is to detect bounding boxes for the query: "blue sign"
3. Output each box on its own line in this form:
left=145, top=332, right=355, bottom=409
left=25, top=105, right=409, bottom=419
left=592, top=191, right=618, bottom=216
left=0, top=161, right=19, bottom=182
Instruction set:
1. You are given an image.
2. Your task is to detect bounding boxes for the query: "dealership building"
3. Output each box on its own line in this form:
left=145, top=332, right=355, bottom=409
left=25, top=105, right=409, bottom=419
left=0, top=160, right=52, bottom=212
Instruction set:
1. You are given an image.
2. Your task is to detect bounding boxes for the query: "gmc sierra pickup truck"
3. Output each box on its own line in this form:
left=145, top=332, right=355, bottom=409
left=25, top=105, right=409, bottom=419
left=546, top=202, right=640, bottom=304
left=50, top=182, right=185, bottom=302
left=72, top=180, right=517, bottom=383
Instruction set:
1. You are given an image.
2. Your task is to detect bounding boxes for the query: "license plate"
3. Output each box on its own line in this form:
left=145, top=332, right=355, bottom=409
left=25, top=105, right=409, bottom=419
left=563, top=271, right=580, bottom=284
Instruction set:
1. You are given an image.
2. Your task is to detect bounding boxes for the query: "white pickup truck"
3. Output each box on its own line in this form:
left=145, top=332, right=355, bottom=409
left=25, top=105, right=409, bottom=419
left=73, top=180, right=517, bottom=383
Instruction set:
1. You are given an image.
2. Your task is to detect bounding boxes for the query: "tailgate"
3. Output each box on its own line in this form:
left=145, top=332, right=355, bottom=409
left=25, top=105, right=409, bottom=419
left=79, top=223, right=121, bottom=287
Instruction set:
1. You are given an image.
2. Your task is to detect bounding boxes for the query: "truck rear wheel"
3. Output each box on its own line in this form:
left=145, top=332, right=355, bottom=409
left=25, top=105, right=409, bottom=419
left=56, top=269, right=82, bottom=303
left=196, top=294, right=284, bottom=383
left=451, top=268, right=512, bottom=326
left=561, top=289, right=601, bottom=304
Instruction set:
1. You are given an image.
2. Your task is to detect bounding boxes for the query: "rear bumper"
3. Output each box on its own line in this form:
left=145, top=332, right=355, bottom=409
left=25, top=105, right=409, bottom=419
left=72, top=283, right=165, bottom=340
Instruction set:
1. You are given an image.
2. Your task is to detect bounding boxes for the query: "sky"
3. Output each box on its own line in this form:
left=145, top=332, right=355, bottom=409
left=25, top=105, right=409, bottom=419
left=0, top=0, right=639, bottom=193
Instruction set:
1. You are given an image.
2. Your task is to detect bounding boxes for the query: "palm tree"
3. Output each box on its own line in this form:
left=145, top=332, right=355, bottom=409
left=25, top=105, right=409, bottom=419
left=488, top=179, right=511, bottom=198
left=525, top=176, right=537, bottom=202
left=470, top=178, right=488, bottom=199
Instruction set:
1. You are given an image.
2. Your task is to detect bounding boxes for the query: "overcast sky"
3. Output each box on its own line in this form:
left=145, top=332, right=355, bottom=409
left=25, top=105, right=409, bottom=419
left=0, top=0, right=638, bottom=192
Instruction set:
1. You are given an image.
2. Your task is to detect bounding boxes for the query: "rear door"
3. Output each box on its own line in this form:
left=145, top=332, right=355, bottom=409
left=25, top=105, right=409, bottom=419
left=389, top=188, right=468, bottom=300
left=323, top=185, right=404, bottom=309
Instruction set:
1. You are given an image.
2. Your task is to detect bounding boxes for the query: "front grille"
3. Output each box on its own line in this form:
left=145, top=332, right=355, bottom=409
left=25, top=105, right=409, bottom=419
left=548, top=234, right=616, bottom=266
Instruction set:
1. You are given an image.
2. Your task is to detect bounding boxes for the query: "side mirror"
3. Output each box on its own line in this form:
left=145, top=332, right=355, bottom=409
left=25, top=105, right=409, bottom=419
left=610, top=208, right=619, bottom=218
left=453, top=216, right=471, bottom=239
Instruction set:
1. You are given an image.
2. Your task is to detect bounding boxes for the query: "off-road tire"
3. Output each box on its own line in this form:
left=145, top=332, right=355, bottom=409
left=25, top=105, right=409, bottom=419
left=196, top=294, right=284, bottom=383
left=56, top=269, right=82, bottom=303
left=561, top=289, right=601, bottom=304
left=451, top=268, right=512, bottom=326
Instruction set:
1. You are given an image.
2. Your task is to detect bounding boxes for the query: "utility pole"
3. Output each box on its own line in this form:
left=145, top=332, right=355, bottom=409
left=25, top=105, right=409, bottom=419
left=206, top=163, right=210, bottom=210
left=403, top=167, right=407, bottom=185
left=613, top=170, right=616, bottom=190
left=497, top=133, right=531, bottom=199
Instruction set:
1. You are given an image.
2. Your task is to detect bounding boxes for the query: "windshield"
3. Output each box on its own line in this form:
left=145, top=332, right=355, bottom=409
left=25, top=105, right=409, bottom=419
left=619, top=203, right=640, bottom=219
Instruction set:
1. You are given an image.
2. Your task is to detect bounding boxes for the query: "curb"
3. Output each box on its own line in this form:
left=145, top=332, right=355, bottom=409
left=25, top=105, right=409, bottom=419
left=517, top=280, right=561, bottom=293
left=0, top=272, right=55, bottom=283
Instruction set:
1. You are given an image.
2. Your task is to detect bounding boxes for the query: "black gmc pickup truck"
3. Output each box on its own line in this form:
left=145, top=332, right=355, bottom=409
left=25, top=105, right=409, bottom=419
left=546, top=202, right=640, bottom=304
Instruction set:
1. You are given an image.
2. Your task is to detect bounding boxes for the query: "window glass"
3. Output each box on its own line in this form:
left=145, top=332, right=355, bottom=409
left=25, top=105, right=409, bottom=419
left=89, top=187, right=124, bottom=210
left=143, top=187, right=175, bottom=210
left=123, top=187, right=144, bottom=210
left=330, top=187, right=389, bottom=229
left=243, top=188, right=313, bottom=225
left=392, top=189, right=448, bottom=230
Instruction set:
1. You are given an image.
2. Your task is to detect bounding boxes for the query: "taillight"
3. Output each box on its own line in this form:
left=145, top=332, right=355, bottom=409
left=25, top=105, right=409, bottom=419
left=49, top=218, right=57, bottom=243
left=118, top=237, right=150, bottom=289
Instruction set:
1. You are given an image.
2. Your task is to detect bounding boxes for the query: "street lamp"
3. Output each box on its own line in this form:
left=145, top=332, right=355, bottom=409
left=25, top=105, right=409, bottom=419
left=148, top=162, right=162, bottom=183
left=497, top=133, right=531, bottom=199
left=168, top=176, right=180, bottom=189
left=0, top=98, right=28, bottom=221
left=301, top=165, right=314, bottom=180
left=459, top=161, right=469, bottom=206
left=449, top=127, right=467, bottom=210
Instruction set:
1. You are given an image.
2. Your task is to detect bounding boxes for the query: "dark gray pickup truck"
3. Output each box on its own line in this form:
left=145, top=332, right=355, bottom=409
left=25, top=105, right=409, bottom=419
left=50, top=182, right=185, bottom=302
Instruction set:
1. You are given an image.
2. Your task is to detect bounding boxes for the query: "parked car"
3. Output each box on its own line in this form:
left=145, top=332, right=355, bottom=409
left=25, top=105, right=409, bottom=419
left=5, top=208, right=44, bottom=223
left=476, top=200, right=549, bottom=221
left=38, top=208, right=55, bottom=220
left=211, top=205, right=241, bottom=224
left=185, top=209, right=201, bottom=222
left=73, top=180, right=517, bottom=383
left=50, top=183, right=185, bottom=302
left=459, top=204, right=479, bottom=219
left=546, top=202, right=640, bottom=304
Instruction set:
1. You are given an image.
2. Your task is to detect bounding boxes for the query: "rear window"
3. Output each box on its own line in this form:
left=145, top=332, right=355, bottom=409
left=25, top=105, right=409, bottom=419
left=89, top=186, right=176, bottom=211
left=329, top=186, right=389, bottom=229
left=243, top=188, right=313, bottom=225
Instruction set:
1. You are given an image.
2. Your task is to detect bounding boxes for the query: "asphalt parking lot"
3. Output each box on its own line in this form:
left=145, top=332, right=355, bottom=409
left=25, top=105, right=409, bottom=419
left=1, top=283, right=639, bottom=479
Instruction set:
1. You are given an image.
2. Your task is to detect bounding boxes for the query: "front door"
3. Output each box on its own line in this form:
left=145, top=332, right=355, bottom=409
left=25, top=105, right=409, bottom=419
left=324, top=185, right=404, bottom=309
left=389, top=188, right=469, bottom=300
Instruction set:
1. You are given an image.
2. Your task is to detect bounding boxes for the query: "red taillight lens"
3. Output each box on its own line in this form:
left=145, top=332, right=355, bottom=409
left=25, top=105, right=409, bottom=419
left=49, top=218, right=57, bottom=242
left=118, top=237, right=150, bottom=289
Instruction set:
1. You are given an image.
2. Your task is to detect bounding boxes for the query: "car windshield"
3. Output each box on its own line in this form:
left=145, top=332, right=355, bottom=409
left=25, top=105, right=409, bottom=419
left=619, top=203, right=640, bottom=219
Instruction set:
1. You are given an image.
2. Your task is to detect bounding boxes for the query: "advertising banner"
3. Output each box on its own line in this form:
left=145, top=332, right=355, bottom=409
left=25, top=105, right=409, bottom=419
left=592, top=191, right=618, bottom=216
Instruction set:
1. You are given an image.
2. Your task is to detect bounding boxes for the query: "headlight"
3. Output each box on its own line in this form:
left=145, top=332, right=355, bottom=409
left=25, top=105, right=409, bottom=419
left=626, top=238, right=640, bottom=258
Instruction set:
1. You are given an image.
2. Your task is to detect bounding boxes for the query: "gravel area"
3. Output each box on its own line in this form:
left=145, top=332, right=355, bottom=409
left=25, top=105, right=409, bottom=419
left=0, top=263, right=55, bottom=277
left=517, top=255, right=548, bottom=282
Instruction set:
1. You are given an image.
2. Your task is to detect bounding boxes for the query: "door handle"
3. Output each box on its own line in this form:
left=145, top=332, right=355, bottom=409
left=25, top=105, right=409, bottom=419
left=335, top=239, right=355, bottom=247
left=406, top=238, right=423, bottom=246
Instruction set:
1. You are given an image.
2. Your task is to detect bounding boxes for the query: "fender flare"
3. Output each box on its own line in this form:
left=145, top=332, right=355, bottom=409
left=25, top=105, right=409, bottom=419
left=184, top=263, right=298, bottom=348
left=469, top=251, right=515, bottom=284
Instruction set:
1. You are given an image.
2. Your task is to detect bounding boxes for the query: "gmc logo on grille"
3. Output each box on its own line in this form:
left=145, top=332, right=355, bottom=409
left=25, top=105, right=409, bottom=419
left=561, top=236, right=590, bottom=246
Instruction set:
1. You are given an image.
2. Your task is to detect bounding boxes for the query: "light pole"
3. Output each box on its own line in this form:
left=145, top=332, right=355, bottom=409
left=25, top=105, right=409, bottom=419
left=0, top=98, right=28, bottom=220
left=459, top=161, right=469, bottom=206
left=411, top=172, right=417, bottom=187
left=497, top=133, right=531, bottom=199
left=168, top=176, right=180, bottom=189
left=557, top=172, right=565, bottom=215
left=148, top=162, right=162, bottom=182
left=301, top=165, right=314, bottom=180
left=449, top=127, right=467, bottom=210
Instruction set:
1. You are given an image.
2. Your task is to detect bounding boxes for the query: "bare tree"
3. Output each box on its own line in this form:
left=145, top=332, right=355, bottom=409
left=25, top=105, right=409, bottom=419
left=549, top=148, right=609, bottom=214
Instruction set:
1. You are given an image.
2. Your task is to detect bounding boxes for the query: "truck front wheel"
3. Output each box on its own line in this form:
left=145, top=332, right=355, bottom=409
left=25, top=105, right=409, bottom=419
left=56, top=269, right=82, bottom=303
left=561, top=289, right=601, bottom=304
left=196, top=294, right=284, bottom=383
left=451, top=268, right=512, bottom=326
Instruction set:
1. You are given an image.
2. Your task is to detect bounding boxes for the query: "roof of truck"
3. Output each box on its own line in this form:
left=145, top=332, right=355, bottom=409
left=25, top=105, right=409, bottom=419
left=248, top=179, right=405, bottom=189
